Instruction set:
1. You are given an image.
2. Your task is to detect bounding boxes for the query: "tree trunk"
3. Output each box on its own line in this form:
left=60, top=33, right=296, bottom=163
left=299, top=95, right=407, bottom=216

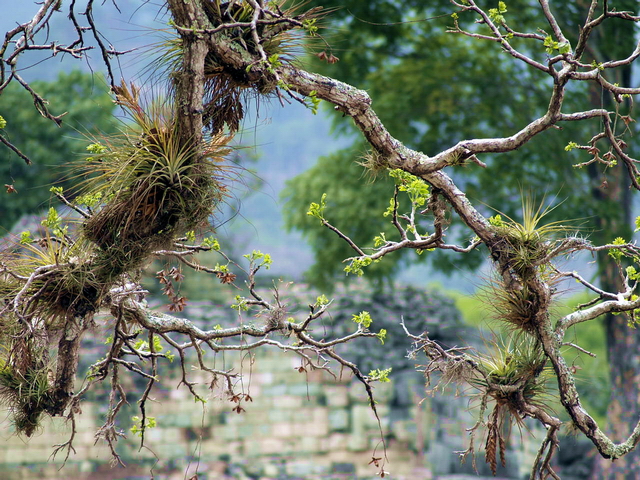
left=589, top=48, right=638, bottom=480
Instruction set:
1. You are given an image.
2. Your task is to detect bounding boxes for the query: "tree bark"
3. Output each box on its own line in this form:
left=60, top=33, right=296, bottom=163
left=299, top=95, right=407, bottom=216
left=587, top=2, right=640, bottom=475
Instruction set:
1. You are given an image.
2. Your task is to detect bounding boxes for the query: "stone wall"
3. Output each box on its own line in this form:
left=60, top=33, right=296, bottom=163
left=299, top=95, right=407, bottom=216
left=0, top=345, right=544, bottom=480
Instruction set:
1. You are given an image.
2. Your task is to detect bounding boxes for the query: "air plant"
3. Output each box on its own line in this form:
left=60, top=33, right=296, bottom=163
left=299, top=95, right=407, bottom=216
left=0, top=227, right=102, bottom=331
left=77, top=82, right=230, bottom=271
left=490, top=193, right=576, bottom=280
left=0, top=346, right=53, bottom=436
left=468, top=335, right=553, bottom=475
left=147, top=0, right=328, bottom=133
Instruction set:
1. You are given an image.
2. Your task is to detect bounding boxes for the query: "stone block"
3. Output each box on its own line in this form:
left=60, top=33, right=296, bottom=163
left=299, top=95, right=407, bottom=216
left=252, top=371, right=273, bottom=385
left=391, top=419, right=415, bottom=443
left=348, top=380, right=371, bottom=403
left=262, top=383, right=287, bottom=397
left=259, top=437, right=287, bottom=455
left=327, top=432, right=349, bottom=451
left=149, top=443, right=188, bottom=460
left=303, top=420, right=329, bottom=437
left=347, top=434, right=368, bottom=452
left=311, top=406, right=328, bottom=423
left=324, top=385, right=349, bottom=407
left=157, top=412, right=193, bottom=428
left=286, top=458, right=327, bottom=477
left=271, top=422, right=295, bottom=438
left=267, top=408, right=293, bottom=423
left=328, top=408, right=349, bottom=432
left=286, top=382, right=323, bottom=396
left=290, top=407, right=314, bottom=423
left=273, top=394, right=303, bottom=409
left=351, top=404, right=381, bottom=432
left=299, top=435, right=321, bottom=453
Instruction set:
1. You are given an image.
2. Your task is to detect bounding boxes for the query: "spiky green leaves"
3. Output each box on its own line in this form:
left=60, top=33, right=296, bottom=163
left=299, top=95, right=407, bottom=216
left=489, top=195, right=575, bottom=279
left=471, top=336, right=550, bottom=408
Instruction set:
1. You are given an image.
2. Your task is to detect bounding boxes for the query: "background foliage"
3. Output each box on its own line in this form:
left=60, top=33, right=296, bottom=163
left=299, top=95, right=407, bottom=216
left=0, top=71, right=117, bottom=230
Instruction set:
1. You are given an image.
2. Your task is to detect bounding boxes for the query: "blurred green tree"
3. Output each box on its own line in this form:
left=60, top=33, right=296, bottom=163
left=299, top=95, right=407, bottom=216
left=0, top=70, right=117, bottom=230
left=284, top=1, right=632, bottom=287
left=283, top=2, right=639, bottom=477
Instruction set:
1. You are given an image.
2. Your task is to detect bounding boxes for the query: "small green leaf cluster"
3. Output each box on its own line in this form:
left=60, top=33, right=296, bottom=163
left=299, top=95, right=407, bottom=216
left=75, top=191, right=103, bottom=208
left=373, top=232, right=386, bottom=247
left=41, top=207, right=68, bottom=237
left=352, top=310, right=373, bottom=328
left=231, top=295, right=249, bottom=312
left=244, top=249, right=272, bottom=269
left=266, top=53, right=282, bottom=74
left=85, top=142, right=107, bottom=161
left=382, top=198, right=396, bottom=218
left=306, top=90, right=321, bottom=115
left=303, top=18, right=318, bottom=36
left=184, top=230, right=196, bottom=242
left=130, top=415, right=157, bottom=437
left=315, top=294, right=329, bottom=307
left=344, top=256, right=372, bottom=276
left=489, top=214, right=504, bottom=227
left=214, top=263, right=230, bottom=274
left=376, top=329, right=387, bottom=345
left=609, top=237, right=627, bottom=261
left=133, top=336, right=175, bottom=361
left=134, top=336, right=164, bottom=353
left=203, top=236, right=221, bottom=250
left=389, top=169, right=429, bottom=207
left=543, top=36, right=570, bottom=54
left=276, top=79, right=292, bottom=91
left=19, top=231, right=32, bottom=245
left=488, top=2, right=507, bottom=25
left=368, top=367, right=392, bottom=383
left=626, top=266, right=640, bottom=282
left=634, top=216, right=640, bottom=233
left=0, top=115, right=6, bottom=129
left=307, top=193, right=327, bottom=221
left=565, top=141, right=578, bottom=152
left=626, top=295, right=640, bottom=327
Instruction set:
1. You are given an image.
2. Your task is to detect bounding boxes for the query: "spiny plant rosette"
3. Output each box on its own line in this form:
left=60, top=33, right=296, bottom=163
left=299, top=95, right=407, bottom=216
left=80, top=81, right=230, bottom=264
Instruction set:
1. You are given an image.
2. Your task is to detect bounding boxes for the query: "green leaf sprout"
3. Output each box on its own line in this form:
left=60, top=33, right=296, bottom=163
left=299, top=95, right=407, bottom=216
left=352, top=311, right=373, bottom=328
left=368, top=367, right=392, bottom=383
left=307, top=193, right=327, bottom=221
